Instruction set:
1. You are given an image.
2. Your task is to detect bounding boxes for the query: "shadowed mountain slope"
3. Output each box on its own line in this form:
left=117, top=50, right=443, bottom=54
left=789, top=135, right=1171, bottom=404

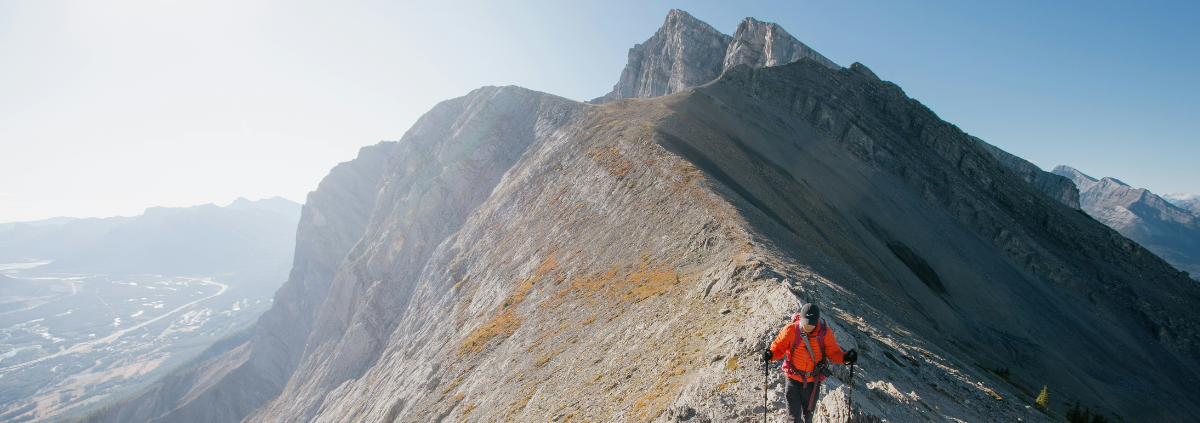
left=1054, top=165, right=1200, bottom=278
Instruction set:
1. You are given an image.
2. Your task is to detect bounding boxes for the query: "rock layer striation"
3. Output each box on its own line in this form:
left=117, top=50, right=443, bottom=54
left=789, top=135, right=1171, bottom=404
left=978, top=139, right=1080, bottom=209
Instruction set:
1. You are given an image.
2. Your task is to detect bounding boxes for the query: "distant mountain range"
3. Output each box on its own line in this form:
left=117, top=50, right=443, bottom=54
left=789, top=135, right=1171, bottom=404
left=0, top=197, right=301, bottom=275
left=1052, top=166, right=1200, bottom=279
left=972, top=146, right=1200, bottom=281
left=0, top=216, right=79, bottom=233
left=1164, top=193, right=1200, bottom=216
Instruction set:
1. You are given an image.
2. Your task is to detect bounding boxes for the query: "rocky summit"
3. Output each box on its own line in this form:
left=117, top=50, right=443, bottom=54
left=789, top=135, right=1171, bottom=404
left=590, top=10, right=837, bottom=104
left=77, top=10, right=1200, bottom=423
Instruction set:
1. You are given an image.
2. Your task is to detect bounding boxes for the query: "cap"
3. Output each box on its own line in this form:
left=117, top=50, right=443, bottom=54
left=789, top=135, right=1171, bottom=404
left=800, top=303, right=820, bottom=327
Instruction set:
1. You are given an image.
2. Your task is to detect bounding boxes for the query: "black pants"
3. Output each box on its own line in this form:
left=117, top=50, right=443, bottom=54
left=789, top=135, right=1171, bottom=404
left=785, top=377, right=820, bottom=423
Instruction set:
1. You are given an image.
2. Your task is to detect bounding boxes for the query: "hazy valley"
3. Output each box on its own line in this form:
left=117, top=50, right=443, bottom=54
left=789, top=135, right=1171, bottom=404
left=0, top=198, right=299, bottom=422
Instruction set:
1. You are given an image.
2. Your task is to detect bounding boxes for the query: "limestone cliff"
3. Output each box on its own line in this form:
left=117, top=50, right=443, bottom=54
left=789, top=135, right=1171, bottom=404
left=722, top=17, right=838, bottom=71
left=589, top=10, right=731, bottom=104
left=591, top=10, right=837, bottom=104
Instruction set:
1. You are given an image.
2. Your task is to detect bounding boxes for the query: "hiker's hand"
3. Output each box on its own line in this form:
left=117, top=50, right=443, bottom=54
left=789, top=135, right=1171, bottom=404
left=761, top=349, right=773, bottom=362
left=844, top=349, right=858, bottom=365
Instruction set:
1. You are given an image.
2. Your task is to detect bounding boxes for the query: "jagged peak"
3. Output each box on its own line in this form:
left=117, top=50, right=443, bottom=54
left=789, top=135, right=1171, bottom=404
left=592, top=10, right=837, bottom=104
left=733, top=16, right=788, bottom=39
left=1052, top=165, right=1100, bottom=185
left=849, top=62, right=880, bottom=80
left=1099, top=176, right=1131, bottom=187
left=656, top=9, right=727, bottom=39
left=1052, top=165, right=1096, bottom=180
left=664, top=9, right=705, bottom=26
left=723, top=15, right=839, bottom=70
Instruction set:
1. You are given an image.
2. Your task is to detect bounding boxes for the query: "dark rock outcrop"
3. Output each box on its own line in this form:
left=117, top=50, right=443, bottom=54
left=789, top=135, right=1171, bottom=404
left=1054, top=164, right=1099, bottom=192
left=978, top=139, right=1080, bottom=209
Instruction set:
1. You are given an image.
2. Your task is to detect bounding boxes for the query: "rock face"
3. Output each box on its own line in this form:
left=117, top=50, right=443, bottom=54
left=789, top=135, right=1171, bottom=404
left=1054, top=165, right=1200, bottom=278
left=245, top=86, right=593, bottom=422
left=1053, top=164, right=1099, bottom=192
left=589, top=10, right=731, bottom=104
left=978, top=139, right=1080, bottom=209
left=722, top=17, right=839, bottom=71
left=591, top=10, right=837, bottom=104
left=85, top=11, right=1200, bottom=423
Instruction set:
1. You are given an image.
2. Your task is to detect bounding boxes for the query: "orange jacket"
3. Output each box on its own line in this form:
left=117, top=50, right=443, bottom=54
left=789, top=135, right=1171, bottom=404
left=769, top=322, right=847, bottom=382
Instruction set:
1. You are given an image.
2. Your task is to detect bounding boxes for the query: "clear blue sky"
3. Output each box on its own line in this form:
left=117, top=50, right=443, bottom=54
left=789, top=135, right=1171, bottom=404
left=2, top=0, right=1197, bottom=222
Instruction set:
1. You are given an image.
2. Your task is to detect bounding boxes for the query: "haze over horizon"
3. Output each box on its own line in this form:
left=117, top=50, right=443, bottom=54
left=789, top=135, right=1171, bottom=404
left=3, top=0, right=1198, bottom=223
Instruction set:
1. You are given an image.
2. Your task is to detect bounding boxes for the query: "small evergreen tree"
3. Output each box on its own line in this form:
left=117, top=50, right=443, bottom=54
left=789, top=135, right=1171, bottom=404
left=1036, top=386, right=1050, bottom=410
left=1066, top=400, right=1110, bottom=423
left=1066, top=400, right=1084, bottom=422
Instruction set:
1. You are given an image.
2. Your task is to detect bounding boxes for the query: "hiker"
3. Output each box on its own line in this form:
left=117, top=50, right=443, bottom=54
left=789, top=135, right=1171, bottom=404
left=761, top=303, right=858, bottom=423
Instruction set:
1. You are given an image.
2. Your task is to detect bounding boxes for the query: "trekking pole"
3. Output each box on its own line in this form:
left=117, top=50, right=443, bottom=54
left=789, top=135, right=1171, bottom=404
left=847, top=363, right=855, bottom=422
left=762, top=358, right=768, bottom=423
